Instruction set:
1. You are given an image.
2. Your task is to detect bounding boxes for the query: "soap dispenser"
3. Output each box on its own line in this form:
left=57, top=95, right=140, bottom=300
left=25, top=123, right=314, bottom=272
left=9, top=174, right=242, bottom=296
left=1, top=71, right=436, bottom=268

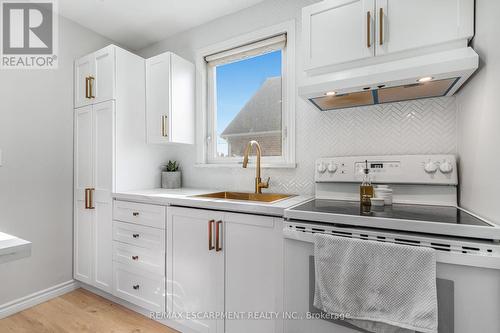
left=360, top=160, right=374, bottom=205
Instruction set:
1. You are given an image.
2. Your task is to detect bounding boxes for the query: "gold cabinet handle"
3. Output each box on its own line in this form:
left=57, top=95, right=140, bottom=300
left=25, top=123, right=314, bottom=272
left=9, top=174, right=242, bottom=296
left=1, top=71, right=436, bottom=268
left=215, top=221, right=222, bottom=252
left=88, top=76, right=95, bottom=99
left=85, top=77, right=90, bottom=99
left=161, top=115, right=168, bottom=137
left=89, top=188, right=94, bottom=209
left=208, top=220, right=215, bottom=251
left=85, top=188, right=95, bottom=209
left=161, top=115, right=164, bottom=137
left=84, top=188, right=89, bottom=208
left=367, top=11, right=372, bottom=48
left=379, top=8, right=384, bottom=45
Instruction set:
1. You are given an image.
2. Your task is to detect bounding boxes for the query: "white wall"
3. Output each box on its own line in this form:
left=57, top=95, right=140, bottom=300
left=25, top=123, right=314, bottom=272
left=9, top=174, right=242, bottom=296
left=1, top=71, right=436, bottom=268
left=457, top=0, right=500, bottom=224
left=0, top=17, right=111, bottom=305
left=139, top=0, right=458, bottom=195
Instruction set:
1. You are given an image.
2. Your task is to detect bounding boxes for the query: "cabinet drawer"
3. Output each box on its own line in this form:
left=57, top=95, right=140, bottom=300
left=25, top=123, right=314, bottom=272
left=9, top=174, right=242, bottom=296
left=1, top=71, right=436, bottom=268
left=113, top=263, right=165, bottom=313
left=113, top=221, right=165, bottom=250
left=113, top=200, right=166, bottom=229
left=113, top=241, right=164, bottom=275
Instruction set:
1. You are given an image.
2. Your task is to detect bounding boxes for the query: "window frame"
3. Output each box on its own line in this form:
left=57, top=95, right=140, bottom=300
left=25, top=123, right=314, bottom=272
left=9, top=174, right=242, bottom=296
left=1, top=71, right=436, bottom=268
left=195, top=21, right=296, bottom=168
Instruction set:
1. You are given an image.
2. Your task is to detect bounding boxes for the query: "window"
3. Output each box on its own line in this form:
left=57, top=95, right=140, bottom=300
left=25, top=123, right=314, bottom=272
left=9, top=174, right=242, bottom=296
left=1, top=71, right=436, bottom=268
left=199, top=23, right=295, bottom=167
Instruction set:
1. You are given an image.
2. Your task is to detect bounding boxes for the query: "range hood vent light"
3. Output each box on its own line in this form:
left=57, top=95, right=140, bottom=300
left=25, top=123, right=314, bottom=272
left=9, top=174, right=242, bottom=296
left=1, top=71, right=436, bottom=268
left=300, top=48, right=479, bottom=112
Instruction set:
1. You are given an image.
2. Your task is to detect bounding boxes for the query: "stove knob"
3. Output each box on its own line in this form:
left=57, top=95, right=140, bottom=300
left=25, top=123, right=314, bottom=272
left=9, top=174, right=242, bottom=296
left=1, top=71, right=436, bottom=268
left=439, top=160, right=453, bottom=174
left=327, top=162, right=338, bottom=173
left=317, top=162, right=327, bottom=174
left=424, top=161, right=438, bottom=173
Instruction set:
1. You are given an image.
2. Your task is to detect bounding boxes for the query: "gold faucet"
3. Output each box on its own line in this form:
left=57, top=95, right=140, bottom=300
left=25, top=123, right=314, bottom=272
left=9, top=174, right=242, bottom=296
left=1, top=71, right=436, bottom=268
left=242, top=140, right=270, bottom=194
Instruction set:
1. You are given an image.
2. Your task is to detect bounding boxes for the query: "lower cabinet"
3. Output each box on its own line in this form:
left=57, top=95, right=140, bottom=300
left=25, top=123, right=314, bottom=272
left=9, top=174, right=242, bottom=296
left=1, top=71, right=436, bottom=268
left=73, top=188, right=113, bottom=293
left=113, top=262, right=165, bottom=313
left=167, top=208, right=225, bottom=333
left=224, top=212, right=284, bottom=333
left=111, top=200, right=166, bottom=313
left=167, top=206, right=284, bottom=333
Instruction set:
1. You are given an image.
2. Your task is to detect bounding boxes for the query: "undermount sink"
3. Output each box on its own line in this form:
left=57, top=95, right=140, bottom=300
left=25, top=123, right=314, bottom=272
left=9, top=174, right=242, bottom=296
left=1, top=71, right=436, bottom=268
left=192, top=191, right=293, bottom=203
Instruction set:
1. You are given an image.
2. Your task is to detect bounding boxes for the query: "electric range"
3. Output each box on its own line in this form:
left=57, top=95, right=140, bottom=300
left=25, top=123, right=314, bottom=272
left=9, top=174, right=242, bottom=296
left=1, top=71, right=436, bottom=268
left=284, top=154, right=500, bottom=240
left=283, top=155, right=500, bottom=333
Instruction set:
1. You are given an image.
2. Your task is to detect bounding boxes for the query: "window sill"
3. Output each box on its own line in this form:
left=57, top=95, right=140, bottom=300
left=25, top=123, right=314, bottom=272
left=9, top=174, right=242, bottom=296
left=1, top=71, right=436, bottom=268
left=194, top=162, right=297, bottom=169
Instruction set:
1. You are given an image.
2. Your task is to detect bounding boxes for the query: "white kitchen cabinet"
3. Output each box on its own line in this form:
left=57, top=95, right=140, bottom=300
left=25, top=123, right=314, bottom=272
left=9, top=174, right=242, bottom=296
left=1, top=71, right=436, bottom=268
left=92, top=102, right=115, bottom=291
left=74, top=45, right=162, bottom=294
left=74, top=55, right=94, bottom=109
left=113, top=200, right=166, bottom=229
left=224, top=212, right=283, bottom=333
left=111, top=200, right=166, bottom=313
left=146, top=52, right=195, bottom=144
left=302, top=0, right=474, bottom=72
left=74, top=101, right=115, bottom=293
left=74, top=45, right=115, bottom=108
left=112, top=221, right=165, bottom=251
left=113, top=242, right=165, bottom=275
left=74, top=106, right=93, bottom=284
left=302, top=0, right=375, bottom=71
left=375, top=0, right=474, bottom=56
left=113, top=262, right=165, bottom=313
left=167, top=206, right=283, bottom=333
left=167, top=207, right=224, bottom=333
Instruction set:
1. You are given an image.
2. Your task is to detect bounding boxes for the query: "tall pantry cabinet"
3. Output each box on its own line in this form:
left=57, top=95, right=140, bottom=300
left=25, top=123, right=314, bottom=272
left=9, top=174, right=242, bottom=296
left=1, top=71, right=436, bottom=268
left=73, top=45, right=158, bottom=292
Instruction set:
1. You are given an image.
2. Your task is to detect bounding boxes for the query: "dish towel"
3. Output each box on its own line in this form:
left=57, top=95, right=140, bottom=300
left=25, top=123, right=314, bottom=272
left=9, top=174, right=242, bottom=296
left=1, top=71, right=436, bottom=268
left=313, top=233, right=438, bottom=333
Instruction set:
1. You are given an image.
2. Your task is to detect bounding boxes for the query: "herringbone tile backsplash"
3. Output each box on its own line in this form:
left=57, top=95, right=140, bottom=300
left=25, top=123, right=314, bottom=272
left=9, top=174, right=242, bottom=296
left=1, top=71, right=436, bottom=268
left=179, top=96, right=457, bottom=195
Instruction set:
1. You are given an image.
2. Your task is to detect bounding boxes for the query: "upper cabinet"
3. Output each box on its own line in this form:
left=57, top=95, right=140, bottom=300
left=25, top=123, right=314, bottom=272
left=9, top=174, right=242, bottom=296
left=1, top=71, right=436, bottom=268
left=302, top=0, right=474, bottom=73
left=146, top=52, right=195, bottom=145
left=375, top=0, right=474, bottom=56
left=302, top=0, right=375, bottom=70
left=74, top=45, right=115, bottom=108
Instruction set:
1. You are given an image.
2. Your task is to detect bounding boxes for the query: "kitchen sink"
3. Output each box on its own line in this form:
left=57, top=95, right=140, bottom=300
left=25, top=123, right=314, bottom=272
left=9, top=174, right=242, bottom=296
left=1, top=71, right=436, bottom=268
left=192, top=191, right=293, bottom=203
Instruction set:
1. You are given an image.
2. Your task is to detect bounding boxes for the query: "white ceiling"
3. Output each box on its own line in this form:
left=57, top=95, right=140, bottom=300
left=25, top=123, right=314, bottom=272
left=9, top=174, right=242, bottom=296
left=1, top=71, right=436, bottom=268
left=58, top=0, right=266, bottom=50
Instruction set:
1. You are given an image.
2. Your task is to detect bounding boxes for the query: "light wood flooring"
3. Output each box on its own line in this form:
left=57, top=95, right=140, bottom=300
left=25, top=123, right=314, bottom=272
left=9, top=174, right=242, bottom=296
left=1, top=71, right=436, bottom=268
left=0, top=288, right=178, bottom=333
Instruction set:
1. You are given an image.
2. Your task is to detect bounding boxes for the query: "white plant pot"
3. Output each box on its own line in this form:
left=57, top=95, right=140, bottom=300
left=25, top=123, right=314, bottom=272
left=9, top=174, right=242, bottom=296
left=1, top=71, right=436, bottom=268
left=162, top=171, right=181, bottom=189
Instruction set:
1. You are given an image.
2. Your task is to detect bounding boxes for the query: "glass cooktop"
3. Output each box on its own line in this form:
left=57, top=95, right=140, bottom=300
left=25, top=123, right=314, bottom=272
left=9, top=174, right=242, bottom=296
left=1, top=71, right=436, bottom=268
left=290, top=199, right=491, bottom=226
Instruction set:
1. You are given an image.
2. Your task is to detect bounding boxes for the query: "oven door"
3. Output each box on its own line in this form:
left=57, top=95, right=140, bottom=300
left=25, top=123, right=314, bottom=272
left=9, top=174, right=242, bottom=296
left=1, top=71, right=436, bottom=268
left=283, top=224, right=500, bottom=333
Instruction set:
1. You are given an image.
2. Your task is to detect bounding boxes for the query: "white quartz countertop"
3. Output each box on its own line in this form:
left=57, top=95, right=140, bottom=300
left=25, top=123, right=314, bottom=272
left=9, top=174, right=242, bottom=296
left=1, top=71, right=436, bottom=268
left=0, top=232, right=31, bottom=264
left=113, top=188, right=312, bottom=217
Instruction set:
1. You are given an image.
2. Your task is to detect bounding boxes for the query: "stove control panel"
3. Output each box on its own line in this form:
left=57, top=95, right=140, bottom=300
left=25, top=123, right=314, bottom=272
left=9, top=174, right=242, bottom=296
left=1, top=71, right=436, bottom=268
left=315, top=155, right=458, bottom=185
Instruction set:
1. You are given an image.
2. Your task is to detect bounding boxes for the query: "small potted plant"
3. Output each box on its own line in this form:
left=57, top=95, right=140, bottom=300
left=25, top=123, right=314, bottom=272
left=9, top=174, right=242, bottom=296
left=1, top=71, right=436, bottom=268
left=162, top=160, right=181, bottom=189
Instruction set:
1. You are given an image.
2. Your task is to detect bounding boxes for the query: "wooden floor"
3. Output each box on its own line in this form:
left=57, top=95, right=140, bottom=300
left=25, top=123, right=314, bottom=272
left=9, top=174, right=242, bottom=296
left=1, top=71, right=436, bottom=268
left=0, top=288, right=178, bottom=333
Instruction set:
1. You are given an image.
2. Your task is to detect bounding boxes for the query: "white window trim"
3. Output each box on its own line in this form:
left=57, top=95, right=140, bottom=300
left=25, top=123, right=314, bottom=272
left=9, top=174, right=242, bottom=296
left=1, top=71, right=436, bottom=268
left=195, top=20, right=296, bottom=168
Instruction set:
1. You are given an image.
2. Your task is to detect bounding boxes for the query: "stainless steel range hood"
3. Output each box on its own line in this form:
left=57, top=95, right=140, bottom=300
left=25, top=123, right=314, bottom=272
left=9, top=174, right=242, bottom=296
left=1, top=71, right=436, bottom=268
left=299, top=47, right=479, bottom=111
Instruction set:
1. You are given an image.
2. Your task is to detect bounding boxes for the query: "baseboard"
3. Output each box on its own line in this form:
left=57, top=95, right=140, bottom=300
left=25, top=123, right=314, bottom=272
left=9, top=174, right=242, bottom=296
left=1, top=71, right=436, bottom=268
left=0, top=280, right=79, bottom=319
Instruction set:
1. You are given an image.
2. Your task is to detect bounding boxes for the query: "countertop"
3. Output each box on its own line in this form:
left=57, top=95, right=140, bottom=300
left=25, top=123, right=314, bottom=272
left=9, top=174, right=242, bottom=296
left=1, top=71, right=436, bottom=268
left=113, top=188, right=312, bottom=217
left=0, top=232, right=31, bottom=264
